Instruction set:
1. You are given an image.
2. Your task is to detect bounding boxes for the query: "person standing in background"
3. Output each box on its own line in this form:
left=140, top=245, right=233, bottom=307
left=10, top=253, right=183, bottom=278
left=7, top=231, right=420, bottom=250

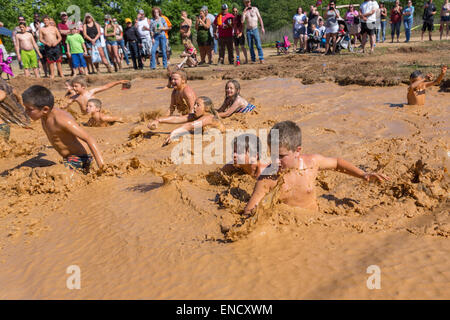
left=390, top=0, right=403, bottom=43
left=57, top=12, right=74, bottom=76
left=196, top=8, right=213, bottom=65
left=379, top=3, right=387, bottom=42
left=440, top=0, right=450, bottom=40
left=242, top=0, right=265, bottom=64
left=124, top=18, right=143, bottom=70
left=402, top=1, right=415, bottom=42
left=421, top=0, right=437, bottom=41
left=232, top=6, right=248, bottom=65
left=214, top=4, right=235, bottom=65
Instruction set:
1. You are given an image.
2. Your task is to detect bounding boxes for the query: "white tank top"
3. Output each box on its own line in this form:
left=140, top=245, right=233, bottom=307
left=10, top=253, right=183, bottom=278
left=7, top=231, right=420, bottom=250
left=137, top=18, right=151, bottom=39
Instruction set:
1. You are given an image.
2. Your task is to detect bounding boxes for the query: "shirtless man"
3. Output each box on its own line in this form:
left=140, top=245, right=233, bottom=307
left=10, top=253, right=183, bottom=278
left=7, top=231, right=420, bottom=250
left=15, top=22, right=42, bottom=78
left=241, top=0, right=265, bottom=63
left=40, top=15, right=64, bottom=79
left=407, top=66, right=447, bottom=106
left=244, top=121, right=388, bottom=214
left=167, top=70, right=196, bottom=116
left=63, top=76, right=129, bottom=114
left=22, top=85, right=104, bottom=174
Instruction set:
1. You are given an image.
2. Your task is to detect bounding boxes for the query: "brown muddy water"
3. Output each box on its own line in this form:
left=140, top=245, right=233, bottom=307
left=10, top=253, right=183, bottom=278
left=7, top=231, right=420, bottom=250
left=0, top=77, right=448, bottom=299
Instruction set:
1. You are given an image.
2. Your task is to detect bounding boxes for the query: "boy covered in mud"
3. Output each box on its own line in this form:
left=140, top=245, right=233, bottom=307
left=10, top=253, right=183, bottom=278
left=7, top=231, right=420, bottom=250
left=407, top=66, right=447, bottom=105
left=86, top=98, right=124, bottom=127
left=222, top=134, right=269, bottom=179
left=22, top=85, right=104, bottom=173
left=166, top=70, right=197, bottom=116
left=62, top=76, right=130, bottom=114
left=149, top=96, right=223, bottom=146
left=244, top=121, right=389, bottom=214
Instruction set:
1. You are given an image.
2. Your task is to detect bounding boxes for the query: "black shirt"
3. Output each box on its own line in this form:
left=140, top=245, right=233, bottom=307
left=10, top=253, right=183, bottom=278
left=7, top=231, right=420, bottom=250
left=423, top=2, right=437, bottom=21
left=124, top=26, right=141, bottom=44
left=308, top=12, right=319, bottom=29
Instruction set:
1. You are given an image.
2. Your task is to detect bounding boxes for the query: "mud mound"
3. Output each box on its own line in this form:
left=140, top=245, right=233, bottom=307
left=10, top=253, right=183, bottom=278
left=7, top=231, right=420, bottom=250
left=0, top=139, right=40, bottom=159
left=397, top=47, right=428, bottom=54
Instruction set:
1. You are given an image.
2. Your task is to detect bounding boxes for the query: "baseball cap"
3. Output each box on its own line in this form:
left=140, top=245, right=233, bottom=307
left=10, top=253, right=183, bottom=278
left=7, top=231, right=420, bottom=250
left=104, top=14, right=111, bottom=20
left=138, top=9, right=145, bottom=14
left=201, top=6, right=208, bottom=11
left=60, top=11, right=67, bottom=16
left=222, top=4, right=228, bottom=10
left=125, top=18, right=132, bottom=23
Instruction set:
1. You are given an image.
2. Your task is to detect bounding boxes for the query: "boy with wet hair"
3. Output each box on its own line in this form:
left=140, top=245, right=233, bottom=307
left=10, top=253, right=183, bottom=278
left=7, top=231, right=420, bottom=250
left=407, top=66, right=447, bottom=105
left=22, top=85, right=104, bottom=173
left=244, top=120, right=389, bottom=214
left=62, top=75, right=130, bottom=114
left=166, top=70, right=197, bottom=116
left=86, top=98, right=124, bottom=127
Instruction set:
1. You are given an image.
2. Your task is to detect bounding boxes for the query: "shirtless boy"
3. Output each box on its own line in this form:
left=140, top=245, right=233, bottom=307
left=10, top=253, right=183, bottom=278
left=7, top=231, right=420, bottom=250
left=22, top=85, right=104, bottom=173
left=63, top=76, right=130, bottom=114
left=407, top=66, right=447, bottom=105
left=244, top=121, right=388, bottom=214
left=222, top=134, right=269, bottom=179
left=86, top=98, right=124, bottom=127
left=15, top=22, right=42, bottom=78
left=149, top=96, right=222, bottom=146
left=40, top=15, right=63, bottom=79
left=166, top=70, right=197, bottom=116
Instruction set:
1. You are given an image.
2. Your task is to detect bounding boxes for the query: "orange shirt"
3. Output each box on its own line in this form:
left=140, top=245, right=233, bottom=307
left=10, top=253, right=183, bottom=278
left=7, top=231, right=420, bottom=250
left=162, top=15, right=172, bottom=39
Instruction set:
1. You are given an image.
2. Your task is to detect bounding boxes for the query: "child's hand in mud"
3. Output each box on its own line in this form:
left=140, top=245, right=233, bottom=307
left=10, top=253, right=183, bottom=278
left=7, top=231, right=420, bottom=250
left=162, top=135, right=172, bottom=147
left=363, top=172, right=390, bottom=183
left=148, top=119, right=159, bottom=130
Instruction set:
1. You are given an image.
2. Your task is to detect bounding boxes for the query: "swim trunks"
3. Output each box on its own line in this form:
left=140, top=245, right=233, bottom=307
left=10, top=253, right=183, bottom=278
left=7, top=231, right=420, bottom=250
left=236, top=103, right=256, bottom=113
left=44, top=45, right=62, bottom=64
left=63, top=154, right=93, bottom=174
left=21, top=49, right=38, bottom=69
left=0, top=123, right=10, bottom=141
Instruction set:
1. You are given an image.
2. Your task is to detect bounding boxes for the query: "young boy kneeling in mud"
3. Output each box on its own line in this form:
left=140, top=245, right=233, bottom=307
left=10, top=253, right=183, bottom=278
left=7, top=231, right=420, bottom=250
left=149, top=96, right=223, bottom=147
left=244, top=121, right=389, bottom=214
left=222, top=134, right=269, bottom=179
left=22, top=85, right=104, bottom=174
left=408, top=66, right=447, bottom=106
left=164, top=70, right=197, bottom=116
left=86, top=98, right=124, bottom=127
left=62, top=76, right=130, bottom=114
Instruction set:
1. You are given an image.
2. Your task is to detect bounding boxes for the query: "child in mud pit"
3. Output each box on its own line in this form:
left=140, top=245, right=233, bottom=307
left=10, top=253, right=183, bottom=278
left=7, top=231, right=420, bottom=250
left=177, top=39, right=198, bottom=69
left=165, top=64, right=179, bottom=89
left=22, top=85, right=104, bottom=174
left=165, top=70, right=197, bottom=116
left=216, top=80, right=256, bottom=116
left=149, top=96, right=223, bottom=147
left=222, top=134, right=269, bottom=179
left=86, top=98, right=124, bottom=127
left=243, top=120, right=389, bottom=214
left=62, top=75, right=130, bottom=114
left=407, top=66, right=447, bottom=106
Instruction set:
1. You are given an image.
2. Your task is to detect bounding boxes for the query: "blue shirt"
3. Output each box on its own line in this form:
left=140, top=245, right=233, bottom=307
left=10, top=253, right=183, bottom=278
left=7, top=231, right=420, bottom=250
left=403, top=6, right=415, bottom=21
left=150, top=17, right=167, bottom=36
